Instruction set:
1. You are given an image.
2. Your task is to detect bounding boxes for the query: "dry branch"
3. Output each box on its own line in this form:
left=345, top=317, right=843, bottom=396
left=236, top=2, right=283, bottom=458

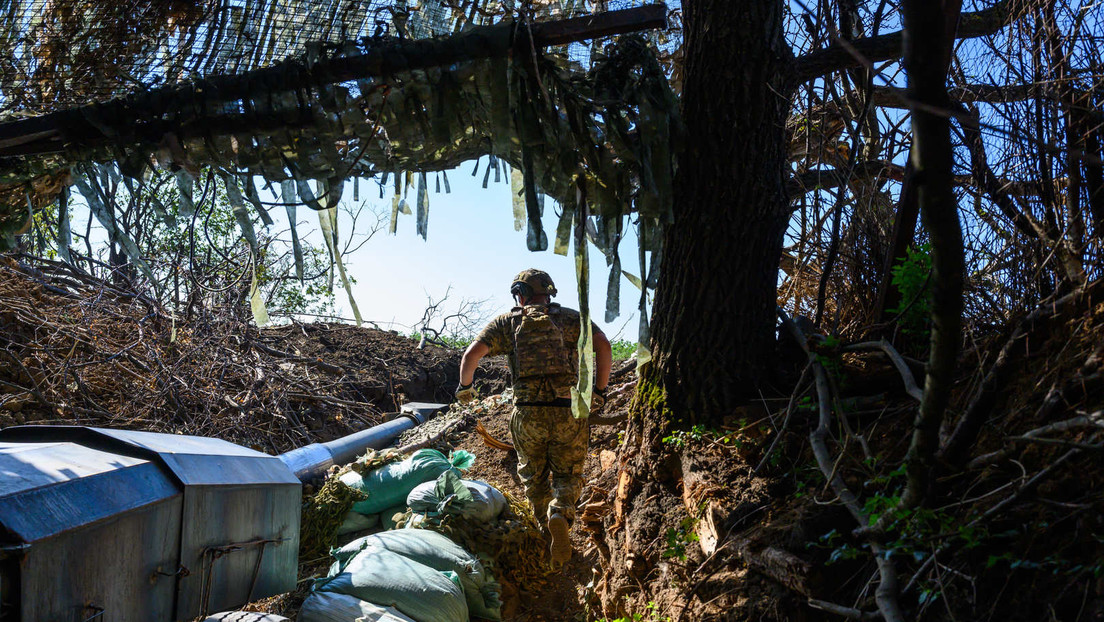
left=0, top=256, right=393, bottom=452
left=790, top=0, right=1015, bottom=83
left=809, top=362, right=905, bottom=622
left=968, top=410, right=1104, bottom=468
left=251, top=340, right=347, bottom=375
left=807, top=598, right=881, bottom=621
left=731, top=538, right=812, bottom=597
left=844, top=340, right=924, bottom=401
left=940, top=280, right=1104, bottom=468
left=776, top=308, right=904, bottom=622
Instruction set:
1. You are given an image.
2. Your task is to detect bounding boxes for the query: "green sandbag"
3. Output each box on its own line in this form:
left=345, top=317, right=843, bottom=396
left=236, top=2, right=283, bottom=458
left=315, top=548, right=468, bottom=622
left=340, top=449, right=474, bottom=516
left=333, top=530, right=502, bottom=621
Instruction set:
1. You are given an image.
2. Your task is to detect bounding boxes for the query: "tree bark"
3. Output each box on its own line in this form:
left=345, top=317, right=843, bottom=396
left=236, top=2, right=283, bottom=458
left=605, top=4, right=792, bottom=611
left=643, top=0, right=792, bottom=421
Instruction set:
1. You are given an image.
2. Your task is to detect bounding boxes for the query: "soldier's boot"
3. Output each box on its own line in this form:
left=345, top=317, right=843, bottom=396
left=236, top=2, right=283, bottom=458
left=547, top=513, right=572, bottom=567
left=532, top=500, right=551, bottom=540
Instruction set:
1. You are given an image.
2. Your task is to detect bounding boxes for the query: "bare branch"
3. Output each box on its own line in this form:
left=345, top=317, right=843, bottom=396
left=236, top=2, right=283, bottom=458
left=807, top=599, right=881, bottom=621
left=969, top=409, right=1104, bottom=468
left=870, top=83, right=1088, bottom=108
left=940, top=280, right=1104, bottom=468
left=844, top=340, right=924, bottom=401
left=791, top=1, right=1015, bottom=84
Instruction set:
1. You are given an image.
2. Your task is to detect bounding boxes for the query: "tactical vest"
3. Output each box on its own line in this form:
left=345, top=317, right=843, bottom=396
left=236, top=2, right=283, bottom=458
left=511, top=304, right=576, bottom=384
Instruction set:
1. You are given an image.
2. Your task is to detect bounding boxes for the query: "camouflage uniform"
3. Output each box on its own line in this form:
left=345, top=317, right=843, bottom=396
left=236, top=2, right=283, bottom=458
left=476, top=304, right=593, bottom=523
left=509, top=405, right=589, bottom=523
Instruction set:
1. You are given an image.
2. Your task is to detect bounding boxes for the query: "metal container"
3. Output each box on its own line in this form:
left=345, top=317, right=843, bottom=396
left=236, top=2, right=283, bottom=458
left=0, top=402, right=447, bottom=621
left=0, top=426, right=300, bottom=622
left=0, top=437, right=182, bottom=622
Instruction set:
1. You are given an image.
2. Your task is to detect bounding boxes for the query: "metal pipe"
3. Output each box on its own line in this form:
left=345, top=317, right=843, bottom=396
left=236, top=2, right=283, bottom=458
left=277, top=407, right=438, bottom=482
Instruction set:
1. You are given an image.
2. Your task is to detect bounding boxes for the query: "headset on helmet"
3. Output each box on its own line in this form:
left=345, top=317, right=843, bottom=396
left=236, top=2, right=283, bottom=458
left=510, top=269, right=557, bottom=299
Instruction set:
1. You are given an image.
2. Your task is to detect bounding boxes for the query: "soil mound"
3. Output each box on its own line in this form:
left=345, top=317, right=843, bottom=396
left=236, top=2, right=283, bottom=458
left=0, top=255, right=506, bottom=453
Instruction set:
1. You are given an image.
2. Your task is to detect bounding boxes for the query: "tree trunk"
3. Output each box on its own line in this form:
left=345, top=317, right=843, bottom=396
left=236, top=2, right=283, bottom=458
left=642, top=0, right=792, bottom=422
left=896, top=0, right=964, bottom=514
left=595, top=3, right=793, bottom=616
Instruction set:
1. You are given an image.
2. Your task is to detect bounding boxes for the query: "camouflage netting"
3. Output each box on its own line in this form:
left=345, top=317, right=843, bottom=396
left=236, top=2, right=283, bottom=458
left=299, top=448, right=405, bottom=561
left=0, top=0, right=679, bottom=247
left=1, top=0, right=623, bottom=118
left=4, top=28, right=678, bottom=238
left=0, top=0, right=680, bottom=408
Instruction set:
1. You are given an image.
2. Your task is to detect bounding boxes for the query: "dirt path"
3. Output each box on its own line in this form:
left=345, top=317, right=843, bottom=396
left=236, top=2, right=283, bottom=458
left=449, top=408, right=607, bottom=621
left=440, top=366, right=636, bottom=622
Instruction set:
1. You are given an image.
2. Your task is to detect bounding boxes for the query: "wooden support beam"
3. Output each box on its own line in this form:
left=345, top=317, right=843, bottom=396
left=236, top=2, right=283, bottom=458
left=530, top=3, right=667, bottom=46
left=0, top=4, right=668, bottom=158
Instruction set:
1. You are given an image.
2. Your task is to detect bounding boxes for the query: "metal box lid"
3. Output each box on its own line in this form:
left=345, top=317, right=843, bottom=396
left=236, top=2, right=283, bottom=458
left=0, top=440, right=178, bottom=544
left=0, top=426, right=300, bottom=487
left=0, top=425, right=303, bottom=619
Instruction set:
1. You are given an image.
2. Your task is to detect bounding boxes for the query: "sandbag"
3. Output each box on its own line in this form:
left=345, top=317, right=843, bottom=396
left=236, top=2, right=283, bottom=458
left=314, top=548, right=468, bottom=622
left=299, top=591, right=416, bottom=622
left=380, top=504, right=408, bottom=531
left=407, top=471, right=507, bottom=524
left=335, top=509, right=379, bottom=536
left=340, top=449, right=474, bottom=516
left=333, top=530, right=502, bottom=621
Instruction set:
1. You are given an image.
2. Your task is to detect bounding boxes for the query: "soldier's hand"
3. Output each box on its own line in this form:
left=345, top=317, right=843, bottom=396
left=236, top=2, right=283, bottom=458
left=590, top=386, right=608, bottom=413
left=455, top=382, right=476, bottom=404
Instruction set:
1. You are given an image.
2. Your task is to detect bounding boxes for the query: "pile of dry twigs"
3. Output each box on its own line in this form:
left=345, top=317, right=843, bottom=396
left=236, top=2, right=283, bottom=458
left=0, top=254, right=394, bottom=452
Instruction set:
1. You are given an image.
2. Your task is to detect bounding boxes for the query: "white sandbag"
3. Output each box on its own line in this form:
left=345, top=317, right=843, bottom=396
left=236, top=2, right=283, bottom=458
left=298, top=591, right=416, bottom=622
left=335, top=509, right=379, bottom=536
left=407, top=471, right=507, bottom=523
left=314, top=548, right=467, bottom=622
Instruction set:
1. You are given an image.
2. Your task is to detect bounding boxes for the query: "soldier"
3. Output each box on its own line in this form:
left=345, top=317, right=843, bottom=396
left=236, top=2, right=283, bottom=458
left=456, top=269, right=612, bottom=567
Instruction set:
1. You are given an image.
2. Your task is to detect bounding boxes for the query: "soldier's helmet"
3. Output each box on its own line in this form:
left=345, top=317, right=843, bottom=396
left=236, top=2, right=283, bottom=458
left=511, top=269, right=557, bottom=299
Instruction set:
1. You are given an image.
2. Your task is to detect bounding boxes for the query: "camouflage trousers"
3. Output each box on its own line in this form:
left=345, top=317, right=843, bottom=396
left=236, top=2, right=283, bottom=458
left=509, top=404, right=589, bottom=524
